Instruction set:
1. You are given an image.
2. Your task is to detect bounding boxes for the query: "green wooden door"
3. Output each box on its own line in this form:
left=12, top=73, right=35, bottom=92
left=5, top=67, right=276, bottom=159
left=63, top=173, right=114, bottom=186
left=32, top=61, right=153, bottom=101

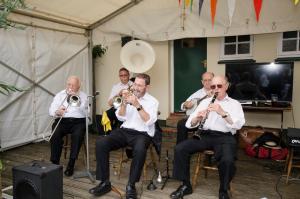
left=174, top=38, right=207, bottom=112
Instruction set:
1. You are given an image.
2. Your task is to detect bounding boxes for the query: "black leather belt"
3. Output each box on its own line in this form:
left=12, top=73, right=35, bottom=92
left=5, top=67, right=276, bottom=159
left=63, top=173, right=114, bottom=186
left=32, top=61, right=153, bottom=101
left=202, top=129, right=232, bottom=136
left=55, top=118, right=85, bottom=123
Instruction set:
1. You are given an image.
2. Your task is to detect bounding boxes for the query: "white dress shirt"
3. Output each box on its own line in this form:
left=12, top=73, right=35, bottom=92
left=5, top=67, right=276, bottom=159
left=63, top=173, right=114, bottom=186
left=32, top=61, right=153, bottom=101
left=186, top=95, right=245, bottom=135
left=116, top=93, right=159, bottom=137
left=49, top=90, right=88, bottom=118
left=108, top=81, right=133, bottom=101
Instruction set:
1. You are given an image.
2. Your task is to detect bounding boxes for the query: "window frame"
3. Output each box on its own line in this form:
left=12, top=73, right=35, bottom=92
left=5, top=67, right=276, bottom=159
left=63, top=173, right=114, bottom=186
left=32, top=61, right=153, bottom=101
left=277, top=31, right=300, bottom=58
left=220, top=35, right=253, bottom=61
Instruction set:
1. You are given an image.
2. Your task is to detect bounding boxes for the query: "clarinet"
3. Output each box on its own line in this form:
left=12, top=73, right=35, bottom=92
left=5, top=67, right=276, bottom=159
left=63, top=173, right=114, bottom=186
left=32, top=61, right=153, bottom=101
left=193, top=92, right=218, bottom=139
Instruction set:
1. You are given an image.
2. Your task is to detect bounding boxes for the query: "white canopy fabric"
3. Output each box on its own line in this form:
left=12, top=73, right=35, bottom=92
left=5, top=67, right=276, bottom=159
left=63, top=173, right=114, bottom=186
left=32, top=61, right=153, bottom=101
left=1, top=0, right=299, bottom=150
left=0, top=26, right=89, bottom=151
left=93, top=0, right=300, bottom=43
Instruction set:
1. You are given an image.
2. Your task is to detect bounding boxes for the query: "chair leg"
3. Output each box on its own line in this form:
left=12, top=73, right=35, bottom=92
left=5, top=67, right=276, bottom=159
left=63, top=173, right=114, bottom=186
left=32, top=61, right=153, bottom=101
left=118, top=148, right=125, bottom=180
left=192, top=153, right=202, bottom=189
left=286, top=148, right=294, bottom=184
left=64, top=136, right=69, bottom=159
left=111, top=185, right=124, bottom=199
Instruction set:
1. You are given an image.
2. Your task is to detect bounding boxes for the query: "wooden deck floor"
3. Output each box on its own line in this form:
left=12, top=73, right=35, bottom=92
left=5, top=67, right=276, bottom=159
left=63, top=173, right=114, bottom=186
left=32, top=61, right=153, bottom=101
left=1, top=134, right=300, bottom=199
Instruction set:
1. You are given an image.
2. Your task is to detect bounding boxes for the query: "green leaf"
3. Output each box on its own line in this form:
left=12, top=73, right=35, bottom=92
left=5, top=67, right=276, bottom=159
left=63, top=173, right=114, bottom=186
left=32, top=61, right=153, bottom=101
left=0, top=159, right=2, bottom=170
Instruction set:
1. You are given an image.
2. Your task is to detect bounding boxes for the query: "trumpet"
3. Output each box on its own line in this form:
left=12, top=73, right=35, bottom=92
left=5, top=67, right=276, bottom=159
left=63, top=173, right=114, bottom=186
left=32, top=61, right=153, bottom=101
left=42, top=91, right=81, bottom=142
left=112, top=87, right=135, bottom=109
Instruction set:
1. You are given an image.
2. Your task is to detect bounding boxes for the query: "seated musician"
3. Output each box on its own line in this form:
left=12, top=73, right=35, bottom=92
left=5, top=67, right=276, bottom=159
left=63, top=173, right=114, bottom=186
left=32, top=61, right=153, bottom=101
left=170, top=75, right=245, bottom=199
left=176, top=72, right=214, bottom=144
left=89, top=73, right=159, bottom=199
left=100, top=67, right=133, bottom=134
left=49, top=76, right=87, bottom=176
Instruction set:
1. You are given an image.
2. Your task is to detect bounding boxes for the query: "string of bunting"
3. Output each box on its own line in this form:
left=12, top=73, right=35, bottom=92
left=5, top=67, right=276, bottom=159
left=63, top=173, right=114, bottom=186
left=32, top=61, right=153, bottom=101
left=178, top=0, right=298, bottom=28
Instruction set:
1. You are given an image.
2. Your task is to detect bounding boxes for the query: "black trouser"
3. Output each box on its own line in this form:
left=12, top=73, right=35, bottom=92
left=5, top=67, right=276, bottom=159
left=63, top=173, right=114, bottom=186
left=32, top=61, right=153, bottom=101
left=50, top=118, right=85, bottom=164
left=176, top=118, right=198, bottom=144
left=95, top=128, right=152, bottom=184
left=172, top=130, right=237, bottom=193
left=106, top=107, right=122, bottom=129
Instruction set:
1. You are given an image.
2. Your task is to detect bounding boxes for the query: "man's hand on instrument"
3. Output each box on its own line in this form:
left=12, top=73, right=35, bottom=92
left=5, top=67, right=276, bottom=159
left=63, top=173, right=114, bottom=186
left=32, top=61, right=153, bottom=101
left=55, top=106, right=67, bottom=116
left=184, top=101, right=194, bottom=109
left=208, top=103, right=225, bottom=116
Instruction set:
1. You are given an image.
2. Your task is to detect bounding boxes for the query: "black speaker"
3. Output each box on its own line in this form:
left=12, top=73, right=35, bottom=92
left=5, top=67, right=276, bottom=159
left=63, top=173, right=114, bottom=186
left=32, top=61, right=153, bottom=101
left=13, top=161, right=63, bottom=199
left=287, top=128, right=300, bottom=147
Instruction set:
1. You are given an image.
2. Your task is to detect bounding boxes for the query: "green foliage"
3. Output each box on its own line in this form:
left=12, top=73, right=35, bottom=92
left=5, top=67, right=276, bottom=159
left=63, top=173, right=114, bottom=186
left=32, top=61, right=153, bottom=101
left=0, top=0, right=26, bottom=29
left=0, top=159, right=2, bottom=170
left=0, top=81, right=24, bottom=95
left=92, top=44, right=107, bottom=59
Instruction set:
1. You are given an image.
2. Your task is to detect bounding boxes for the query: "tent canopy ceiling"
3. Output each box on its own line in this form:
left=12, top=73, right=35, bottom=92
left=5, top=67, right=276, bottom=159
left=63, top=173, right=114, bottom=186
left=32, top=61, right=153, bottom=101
left=14, top=0, right=134, bottom=28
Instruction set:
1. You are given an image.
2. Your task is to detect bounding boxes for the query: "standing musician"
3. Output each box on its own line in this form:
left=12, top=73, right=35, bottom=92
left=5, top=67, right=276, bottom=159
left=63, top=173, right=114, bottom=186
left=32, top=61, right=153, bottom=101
left=89, top=73, right=159, bottom=199
left=103, top=67, right=133, bottom=132
left=49, top=76, right=88, bottom=176
left=170, top=75, right=245, bottom=199
left=176, top=72, right=214, bottom=144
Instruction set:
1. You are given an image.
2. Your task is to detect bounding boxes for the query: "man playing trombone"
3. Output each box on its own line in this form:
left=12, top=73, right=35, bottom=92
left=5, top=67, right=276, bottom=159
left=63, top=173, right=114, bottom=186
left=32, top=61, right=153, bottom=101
left=176, top=72, right=214, bottom=144
left=49, top=76, right=88, bottom=176
left=170, top=75, right=245, bottom=199
left=89, top=73, right=159, bottom=199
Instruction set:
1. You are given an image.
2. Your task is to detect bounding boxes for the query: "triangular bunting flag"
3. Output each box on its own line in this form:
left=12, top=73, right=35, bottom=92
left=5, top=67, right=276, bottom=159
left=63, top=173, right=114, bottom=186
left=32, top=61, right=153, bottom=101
left=211, top=0, right=218, bottom=27
left=190, top=0, right=193, bottom=12
left=294, top=0, right=299, bottom=5
left=199, top=0, right=204, bottom=16
left=179, top=0, right=182, bottom=6
left=227, top=0, right=236, bottom=26
left=253, top=0, right=263, bottom=22
left=185, top=0, right=190, bottom=7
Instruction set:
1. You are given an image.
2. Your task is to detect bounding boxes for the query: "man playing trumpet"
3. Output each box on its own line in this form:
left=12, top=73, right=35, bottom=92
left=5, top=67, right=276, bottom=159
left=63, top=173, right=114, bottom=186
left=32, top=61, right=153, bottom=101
left=170, top=75, right=245, bottom=199
left=49, top=76, right=87, bottom=177
left=89, top=73, right=159, bottom=199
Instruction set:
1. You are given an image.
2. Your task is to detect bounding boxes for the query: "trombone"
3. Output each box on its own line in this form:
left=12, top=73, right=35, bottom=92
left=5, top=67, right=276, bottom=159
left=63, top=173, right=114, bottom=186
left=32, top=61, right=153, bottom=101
left=42, top=91, right=81, bottom=142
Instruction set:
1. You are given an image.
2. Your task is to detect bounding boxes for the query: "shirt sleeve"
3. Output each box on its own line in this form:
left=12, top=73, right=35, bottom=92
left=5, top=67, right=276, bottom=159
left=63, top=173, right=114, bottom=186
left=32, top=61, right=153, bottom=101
left=225, top=102, right=245, bottom=130
left=185, top=99, right=209, bottom=128
left=49, top=93, right=62, bottom=116
left=144, top=100, right=159, bottom=126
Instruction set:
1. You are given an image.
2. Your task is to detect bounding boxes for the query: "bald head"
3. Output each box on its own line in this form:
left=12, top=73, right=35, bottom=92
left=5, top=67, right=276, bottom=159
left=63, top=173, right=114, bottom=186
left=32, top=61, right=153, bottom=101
left=211, top=75, right=229, bottom=99
left=201, top=72, right=214, bottom=90
left=66, top=76, right=81, bottom=93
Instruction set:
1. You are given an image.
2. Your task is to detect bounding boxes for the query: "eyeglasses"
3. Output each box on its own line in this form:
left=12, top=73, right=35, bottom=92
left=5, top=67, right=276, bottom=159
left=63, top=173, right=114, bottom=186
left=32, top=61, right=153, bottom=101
left=119, top=74, right=129, bottom=77
left=210, top=84, right=223, bottom=89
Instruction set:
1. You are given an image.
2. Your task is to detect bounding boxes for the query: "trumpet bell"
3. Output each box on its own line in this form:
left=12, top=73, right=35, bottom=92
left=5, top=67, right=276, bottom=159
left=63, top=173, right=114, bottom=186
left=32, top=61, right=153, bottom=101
left=113, top=96, right=123, bottom=109
left=120, top=40, right=155, bottom=73
left=67, top=95, right=81, bottom=107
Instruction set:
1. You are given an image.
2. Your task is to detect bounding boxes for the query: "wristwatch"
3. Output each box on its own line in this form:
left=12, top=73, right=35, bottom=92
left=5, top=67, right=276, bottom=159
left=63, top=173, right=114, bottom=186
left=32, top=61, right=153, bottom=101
left=136, top=105, right=143, bottom=111
left=222, top=112, right=229, bottom=118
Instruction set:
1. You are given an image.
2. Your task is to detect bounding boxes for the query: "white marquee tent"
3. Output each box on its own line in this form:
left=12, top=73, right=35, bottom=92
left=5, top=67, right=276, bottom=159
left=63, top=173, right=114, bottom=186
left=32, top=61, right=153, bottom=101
left=1, top=0, right=299, bottom=150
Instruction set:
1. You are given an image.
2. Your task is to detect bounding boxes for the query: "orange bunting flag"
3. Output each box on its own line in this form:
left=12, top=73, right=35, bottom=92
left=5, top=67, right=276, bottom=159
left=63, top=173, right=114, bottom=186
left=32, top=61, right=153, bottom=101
left=211, top=0, right=218, bottom=27
left=294, top=0, right=299, bottom=5
left=185, top=0, right=190, bottom=7
left=253, top=0, right=263, bottom=22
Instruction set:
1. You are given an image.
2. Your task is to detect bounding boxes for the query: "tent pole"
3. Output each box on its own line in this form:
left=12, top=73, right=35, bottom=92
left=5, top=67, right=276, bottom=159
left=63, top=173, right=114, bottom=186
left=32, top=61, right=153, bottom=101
left=88, top=0, right=143, bottom=30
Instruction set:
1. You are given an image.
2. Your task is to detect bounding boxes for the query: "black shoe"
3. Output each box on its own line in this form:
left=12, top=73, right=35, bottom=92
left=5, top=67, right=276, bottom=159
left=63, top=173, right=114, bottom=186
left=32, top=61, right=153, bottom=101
left=219, top=191, right=230, bottom=199
left=64, top=159, right=75, bottom=176
left=170, top=184, right=193, bottom=199
left=64, top=166, right=74, bottom=176
left=89, top=181, right=112, bottom=196
left=126, top=184, right=137, bottom=199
